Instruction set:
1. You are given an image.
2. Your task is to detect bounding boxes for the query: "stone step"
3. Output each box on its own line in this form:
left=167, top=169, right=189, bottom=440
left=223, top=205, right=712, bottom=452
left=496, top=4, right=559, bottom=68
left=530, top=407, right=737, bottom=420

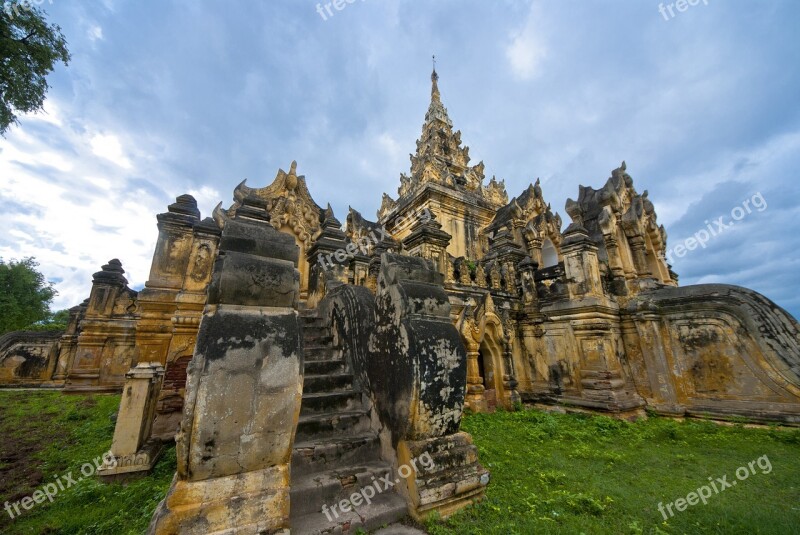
left=301, top=391, right=363, bottom=416
left=296, top=410, right=371, bottom=440
left=290, top=490, right=408, bottom=535
left=304, top=359, right=348, bottom=376
left=303, top=331, right=333, bottom=345
left=304, top=346, right=339, bottom=361
left=302, top=320, right=329, bottom=331
left=300, top=314, right=325, bottom=325
left=304, top=373, right=354, bottom=394
left=292, top=432, right=381, bottom=477
left=290, top=460, right=399, bottom=517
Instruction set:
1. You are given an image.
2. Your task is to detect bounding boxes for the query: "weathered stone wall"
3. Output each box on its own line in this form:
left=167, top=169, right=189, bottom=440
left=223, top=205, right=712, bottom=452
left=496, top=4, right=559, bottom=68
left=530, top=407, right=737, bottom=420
left=0, top=331, right=62, bottom=386
left=622, top=284, right=800, bottom=424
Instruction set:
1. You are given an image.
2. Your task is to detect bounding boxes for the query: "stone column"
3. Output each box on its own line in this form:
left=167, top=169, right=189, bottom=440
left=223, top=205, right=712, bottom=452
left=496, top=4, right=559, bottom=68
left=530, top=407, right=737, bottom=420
left=465, top=339, right=487, bottom=412
left=602, top=233, right=629, bottom=295
left=560, top=224, right=604, bottom=300
left=628, top=235, right=652, bottom=278
left=98, top=362, right=165, bottom=479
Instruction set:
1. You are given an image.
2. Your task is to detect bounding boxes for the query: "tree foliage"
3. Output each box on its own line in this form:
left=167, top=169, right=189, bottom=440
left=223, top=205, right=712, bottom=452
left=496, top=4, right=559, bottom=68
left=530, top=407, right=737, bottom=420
left=25, top=307, right=69, bottom=331
left=0, top=257, right=57, bottom=334
left=0, top=1, right=70, bottom=135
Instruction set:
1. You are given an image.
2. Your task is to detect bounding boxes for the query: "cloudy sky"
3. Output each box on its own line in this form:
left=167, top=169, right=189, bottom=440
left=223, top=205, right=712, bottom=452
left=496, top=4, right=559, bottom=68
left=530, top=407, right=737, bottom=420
left=1, top=0, right=798, bottom=317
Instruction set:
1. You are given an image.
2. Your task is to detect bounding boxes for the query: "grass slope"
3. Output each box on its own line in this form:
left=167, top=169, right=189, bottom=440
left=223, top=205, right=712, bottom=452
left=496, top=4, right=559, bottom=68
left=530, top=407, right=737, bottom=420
left=426, top=408, right=800, bottom=535
left=0, top=391, right=174, bottom=535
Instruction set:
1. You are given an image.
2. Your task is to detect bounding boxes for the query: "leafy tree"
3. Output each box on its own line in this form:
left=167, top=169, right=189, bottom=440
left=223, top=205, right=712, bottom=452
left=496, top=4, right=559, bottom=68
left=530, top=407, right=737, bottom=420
left=0, top=257, right=57, bottom=334
left=0, top=1, right=70, bottom=135
left=25, top=307, right=70, bottom=331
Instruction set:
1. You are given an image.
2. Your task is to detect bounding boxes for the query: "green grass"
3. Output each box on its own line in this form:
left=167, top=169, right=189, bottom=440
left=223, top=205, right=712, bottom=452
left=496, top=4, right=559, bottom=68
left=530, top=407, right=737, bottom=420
left=2, top=392, right=799, bottom=534
left=0, top=391, right=175, bottom=535
left=426, top=408, right=800, bottom=535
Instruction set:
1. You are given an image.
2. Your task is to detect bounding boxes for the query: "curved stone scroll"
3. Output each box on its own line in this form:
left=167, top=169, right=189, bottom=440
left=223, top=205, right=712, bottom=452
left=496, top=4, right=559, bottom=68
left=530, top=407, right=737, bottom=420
left=623, top=283, right=800, bottom=424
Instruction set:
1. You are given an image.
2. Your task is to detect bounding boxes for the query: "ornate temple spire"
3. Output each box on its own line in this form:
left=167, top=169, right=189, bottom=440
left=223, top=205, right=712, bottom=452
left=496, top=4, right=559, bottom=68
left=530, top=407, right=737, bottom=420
left=431, top=55, right=441, bottom=103
left=425, top=61, right=452, bottom=128
left=377, top=64, right=509, bottom=221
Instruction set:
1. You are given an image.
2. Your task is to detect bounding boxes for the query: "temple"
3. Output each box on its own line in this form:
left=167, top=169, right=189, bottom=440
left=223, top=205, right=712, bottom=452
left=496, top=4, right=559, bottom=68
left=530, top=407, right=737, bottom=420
left=2, top=68, right=799, bottom=534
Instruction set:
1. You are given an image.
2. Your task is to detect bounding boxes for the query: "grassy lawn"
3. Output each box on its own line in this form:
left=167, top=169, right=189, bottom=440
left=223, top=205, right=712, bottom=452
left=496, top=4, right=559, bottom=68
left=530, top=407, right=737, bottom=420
left=0, top=391, right=174, bottom=535
left=1, top=392, right=798, bottom=534
left=426, top=408, right=800, bottom=535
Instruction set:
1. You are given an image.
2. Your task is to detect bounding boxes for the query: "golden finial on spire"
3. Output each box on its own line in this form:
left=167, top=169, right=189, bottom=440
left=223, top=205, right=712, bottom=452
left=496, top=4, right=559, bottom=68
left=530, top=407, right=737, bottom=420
left=431, top=55, right=440, bottom=100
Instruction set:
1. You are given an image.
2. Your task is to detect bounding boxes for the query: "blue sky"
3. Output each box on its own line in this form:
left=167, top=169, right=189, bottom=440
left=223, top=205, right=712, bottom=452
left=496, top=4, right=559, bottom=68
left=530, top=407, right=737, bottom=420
left=1, top=0, right=798, bottom=317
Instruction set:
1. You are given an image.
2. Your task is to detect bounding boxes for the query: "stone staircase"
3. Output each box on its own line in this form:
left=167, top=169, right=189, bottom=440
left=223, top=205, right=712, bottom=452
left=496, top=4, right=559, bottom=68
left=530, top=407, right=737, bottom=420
left=290, top=308, right=408, bottom=534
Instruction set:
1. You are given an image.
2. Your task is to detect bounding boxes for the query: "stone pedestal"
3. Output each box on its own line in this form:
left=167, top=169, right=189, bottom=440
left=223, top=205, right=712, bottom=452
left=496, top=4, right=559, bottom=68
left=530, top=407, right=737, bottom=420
left=98, top=362, right=165, bottom=479
left=398, top=433, right=489, bottom=521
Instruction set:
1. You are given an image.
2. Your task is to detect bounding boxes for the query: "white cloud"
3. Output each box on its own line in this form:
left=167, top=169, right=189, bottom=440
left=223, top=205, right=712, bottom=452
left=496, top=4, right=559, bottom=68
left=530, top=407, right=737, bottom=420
left=0, top=102, right=169, bottom=310
left=505, top=3, right=548, bottom=80
left=87, top=24, right=104, bottom=42
left=187, top=185, right=222, bottom=217
left=90, top=133, right=133, bottom=169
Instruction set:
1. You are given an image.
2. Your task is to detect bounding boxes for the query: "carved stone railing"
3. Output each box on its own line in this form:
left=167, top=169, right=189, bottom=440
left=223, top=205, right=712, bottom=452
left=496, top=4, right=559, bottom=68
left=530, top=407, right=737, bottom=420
left=148, top=205, right=303, bottom=534
left=319, top=253, right=489, bottom=521
left=448, top=256, right=519, bottom=295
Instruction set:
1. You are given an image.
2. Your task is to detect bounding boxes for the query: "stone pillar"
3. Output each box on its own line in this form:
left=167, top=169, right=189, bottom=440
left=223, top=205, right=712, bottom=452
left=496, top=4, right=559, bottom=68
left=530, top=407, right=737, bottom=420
left=627, top=234, right=652, bottom=278
left=98, top=362, right=165, bottom=479
left=560, top=224, right=605, bottom=300
left=522, top=225, right=543, bottom=267
left=602, top=233, right=629, bottom=296
left=148, top=198, right=303, bottom=535
left=151, top=216, right=221, bottom=441
left=465, top=339, right=487, bottom=412
left=501, top=309, right=521, bottom=407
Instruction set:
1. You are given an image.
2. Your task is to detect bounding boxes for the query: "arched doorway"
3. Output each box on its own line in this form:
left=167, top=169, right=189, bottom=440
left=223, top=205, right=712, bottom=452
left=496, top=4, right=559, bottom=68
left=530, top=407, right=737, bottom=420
left=479, top=319, right=505, bottom=411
